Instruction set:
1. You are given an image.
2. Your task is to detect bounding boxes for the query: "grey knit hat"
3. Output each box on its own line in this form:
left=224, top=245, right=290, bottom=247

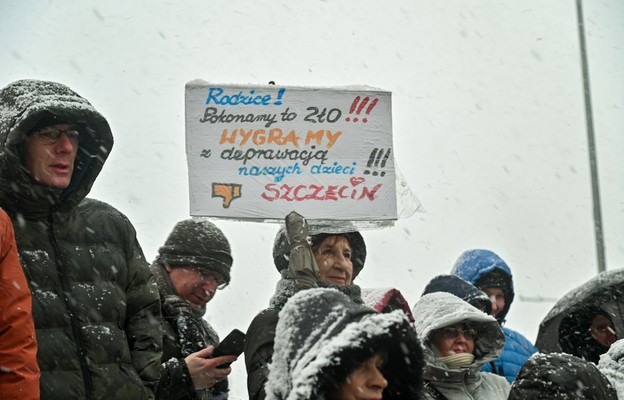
left=157, top=219, right=233, bottom=285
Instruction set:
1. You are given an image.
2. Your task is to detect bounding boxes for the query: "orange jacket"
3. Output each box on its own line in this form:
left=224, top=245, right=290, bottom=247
left=0, top=209, right=39, bottom=400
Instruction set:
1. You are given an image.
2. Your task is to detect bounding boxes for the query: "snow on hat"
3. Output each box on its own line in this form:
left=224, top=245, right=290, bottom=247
left=422, top=274, right=492, bottom=315
left=509, top=353, right=618, bottom=400
left=266, top=288, right=424, bottom=400
left=272, top=226, right=366, bottom=278
left=158, top=218, right=233, bottom=285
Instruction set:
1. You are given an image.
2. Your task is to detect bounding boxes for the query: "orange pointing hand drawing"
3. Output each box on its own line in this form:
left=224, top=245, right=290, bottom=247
left=212, top=183, right=242, bottom=208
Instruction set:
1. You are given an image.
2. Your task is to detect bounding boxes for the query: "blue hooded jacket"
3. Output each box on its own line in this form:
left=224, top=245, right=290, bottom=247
left=451, top=249, right=538, bottom=384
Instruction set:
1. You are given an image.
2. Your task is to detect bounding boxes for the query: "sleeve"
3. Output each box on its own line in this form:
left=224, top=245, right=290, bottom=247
left=244, top=309, right=279, bottom=400
left=124, top=230, right=164, bottom=398
left=156, top=357, right=196, bottom=400
left=285, top=212, right=319, bottom=291
left=0, top=210, right=40, bottom=400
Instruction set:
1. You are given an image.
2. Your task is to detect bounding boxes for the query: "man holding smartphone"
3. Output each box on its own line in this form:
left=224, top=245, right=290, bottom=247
left=151, top=219, right=237, bottom=400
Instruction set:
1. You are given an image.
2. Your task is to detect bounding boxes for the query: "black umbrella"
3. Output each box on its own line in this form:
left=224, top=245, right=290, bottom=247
left=535, top=268, right=624, bottom=356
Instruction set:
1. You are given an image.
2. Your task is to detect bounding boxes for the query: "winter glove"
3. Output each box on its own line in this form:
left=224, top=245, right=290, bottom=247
left=285, top=211, right=319, bottom=290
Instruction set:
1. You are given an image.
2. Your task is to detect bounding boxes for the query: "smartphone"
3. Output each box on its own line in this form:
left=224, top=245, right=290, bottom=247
left=211, top=328, right=246, bottom=368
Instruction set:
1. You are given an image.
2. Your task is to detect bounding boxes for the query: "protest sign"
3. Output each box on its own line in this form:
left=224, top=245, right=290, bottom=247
left=185, top=80, right=397, bottom=221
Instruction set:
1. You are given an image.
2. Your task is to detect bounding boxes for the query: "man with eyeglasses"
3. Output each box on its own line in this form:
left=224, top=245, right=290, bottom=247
left=150, top=218, right=236, bottom=400
left=0, top=79, right=163, bottom=399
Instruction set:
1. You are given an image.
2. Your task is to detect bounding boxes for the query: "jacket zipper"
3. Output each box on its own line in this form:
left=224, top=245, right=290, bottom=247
left=48, top=212, right=94, bottom=399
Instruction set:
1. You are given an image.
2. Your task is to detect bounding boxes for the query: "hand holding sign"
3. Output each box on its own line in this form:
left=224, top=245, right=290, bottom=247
left=285, top=211, right=320, bottom=290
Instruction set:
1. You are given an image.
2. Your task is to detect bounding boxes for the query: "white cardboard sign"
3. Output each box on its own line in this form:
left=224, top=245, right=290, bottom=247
left=185, top=80, right=397, bottom=221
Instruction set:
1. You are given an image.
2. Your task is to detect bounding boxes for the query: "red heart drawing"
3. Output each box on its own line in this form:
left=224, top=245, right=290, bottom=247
left=350, top=177, right=365, bottom=186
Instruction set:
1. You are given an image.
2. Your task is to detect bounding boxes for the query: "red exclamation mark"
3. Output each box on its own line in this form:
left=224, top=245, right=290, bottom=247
left=345, top=96, right=360, bottom=122
left=362, top=98, right=378, bottom=123
left=345, top=96, right=379, bottom=123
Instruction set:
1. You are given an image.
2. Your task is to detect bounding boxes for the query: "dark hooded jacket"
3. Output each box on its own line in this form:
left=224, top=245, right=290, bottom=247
left=0, top=80, right=162, bottom=399
left=535, top=268, right=623, bottom=367
left=451, top=249, right=537, bottom=383
left=151, top=264, right=227, bottom=400
left=245, top=226, right=366, bottom=400
left=558, top=306, right=614, bottom=365
left=151, top=218, right=234, bottom=400
left=508, top=352, right=617, bottom=399
left=265, top=288, right=424, bottom=400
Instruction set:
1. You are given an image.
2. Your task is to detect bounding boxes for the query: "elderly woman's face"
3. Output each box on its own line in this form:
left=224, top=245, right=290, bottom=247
left=332, top=354, right=387, bottom=400
left=431, top=323, right=476, bottom=357
left=313, top=235, right=353, bottom=286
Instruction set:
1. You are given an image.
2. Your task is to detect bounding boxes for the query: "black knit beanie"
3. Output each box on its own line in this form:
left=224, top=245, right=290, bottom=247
left=29, top=112, right=71, bottom=132
left=475, top=269, right=510, bottom=291
left=157, top=219, right=233, bottom=284
left=422, top=274, right=492, bottom=315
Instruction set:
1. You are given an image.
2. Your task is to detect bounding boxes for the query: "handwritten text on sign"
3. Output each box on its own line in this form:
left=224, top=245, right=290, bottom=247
left=185, top=81, right=396, bottom=221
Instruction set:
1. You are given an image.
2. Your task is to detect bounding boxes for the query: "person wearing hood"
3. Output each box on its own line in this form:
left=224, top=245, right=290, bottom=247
left=265, top=288, right=425, bottom=400
left=0, top=80, right=162, bottom=399
left=361, top=287, right=415, bottom=322
left=558, top=305, right=618, bottom=364
left=508, top=352, right=618, bottom=399
left=245, top=212, right=367, bottom=400
left=451, top=249, right=537, bottom=383
left=150, top=219, right=237, bottom=400
left=421, top=274, right=492, bottom=315
left=598, top=338, right=624, bottom=398
left=412, top=292, right=510, bottom=399
left=1, top=209, right=39, bottom=400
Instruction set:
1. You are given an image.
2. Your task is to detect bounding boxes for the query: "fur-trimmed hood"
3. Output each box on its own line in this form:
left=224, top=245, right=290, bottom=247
left=265, top=288, right=424, bottom=400
left=412, top=292, right=505, bottom=382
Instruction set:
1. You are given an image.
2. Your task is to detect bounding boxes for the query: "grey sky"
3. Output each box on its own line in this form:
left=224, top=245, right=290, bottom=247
left=1, top=1, right=623, bottom=397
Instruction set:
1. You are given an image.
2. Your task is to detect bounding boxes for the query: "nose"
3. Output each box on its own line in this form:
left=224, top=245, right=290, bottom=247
left=455, top=332, right=468, bottom=343
left=489, top=296, right=499, bottom=316
left=606, top=328, right=618, bottom=344
left=333, top=253, right=351, bottom=270
left=54, top=132, right=77, bottom=153
left=370, top=366, right=388, bottom=391
left=201, top=279, right=219, bottom=294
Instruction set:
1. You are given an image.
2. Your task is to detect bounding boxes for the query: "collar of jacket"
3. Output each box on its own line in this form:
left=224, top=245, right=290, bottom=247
left=269, top=269, right=363, bottom=310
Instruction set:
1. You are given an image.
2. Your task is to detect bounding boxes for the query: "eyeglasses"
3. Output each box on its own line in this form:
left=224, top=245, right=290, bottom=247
left=436, top=327, right=477, bottom=341
left=192, top=267, right=228, bottom=290
left=32, top=127, right=80, bottom=144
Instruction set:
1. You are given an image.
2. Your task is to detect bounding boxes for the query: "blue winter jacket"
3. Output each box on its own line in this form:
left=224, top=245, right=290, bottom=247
left=451, top=249, right=538, bottom=383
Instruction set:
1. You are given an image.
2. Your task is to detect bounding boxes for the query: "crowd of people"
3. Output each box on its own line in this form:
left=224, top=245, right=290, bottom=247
left=0, top=79, right=622, bottom=400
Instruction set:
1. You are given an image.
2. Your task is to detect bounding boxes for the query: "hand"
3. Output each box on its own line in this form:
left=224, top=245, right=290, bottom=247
left=285, top=211, right=319, bottom=290
left=185, top=346, right=237, bottom=390
left=285, top=211, right=309, bottom=247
